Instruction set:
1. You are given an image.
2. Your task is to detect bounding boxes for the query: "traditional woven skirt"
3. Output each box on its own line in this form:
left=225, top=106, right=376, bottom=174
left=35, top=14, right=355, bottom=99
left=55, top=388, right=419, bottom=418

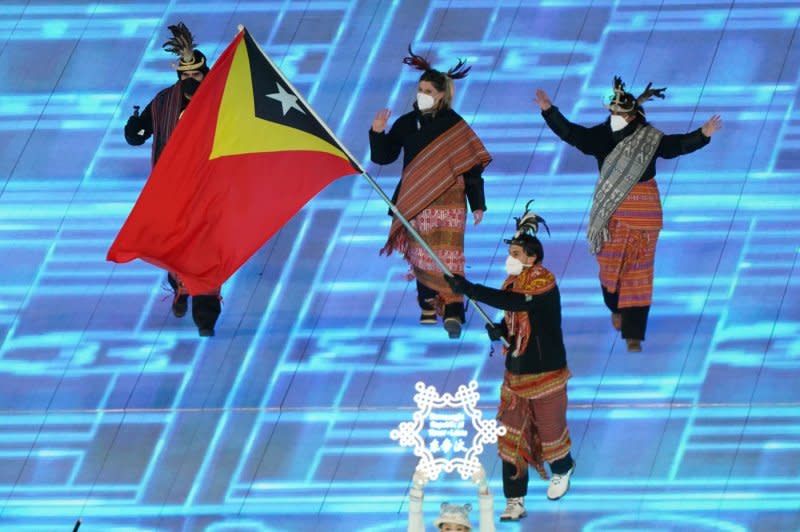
left=405, top=178, right=466, bottom=305
left=596, top=180, right=663, bottom=309
left=497, top=369, right=572, bottom=480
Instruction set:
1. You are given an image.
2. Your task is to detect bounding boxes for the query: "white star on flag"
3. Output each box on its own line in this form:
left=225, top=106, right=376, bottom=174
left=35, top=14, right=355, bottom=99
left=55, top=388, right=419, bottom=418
left=266, top=83, right=306, bottom=116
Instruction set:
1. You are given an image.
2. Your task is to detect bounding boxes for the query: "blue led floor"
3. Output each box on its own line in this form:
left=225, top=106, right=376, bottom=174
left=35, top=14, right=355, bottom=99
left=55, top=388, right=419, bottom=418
left=0, top=1, right=799, bottom=531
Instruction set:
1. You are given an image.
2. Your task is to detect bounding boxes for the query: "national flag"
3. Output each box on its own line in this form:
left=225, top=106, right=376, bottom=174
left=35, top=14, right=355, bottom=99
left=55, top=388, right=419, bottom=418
left=107, top=27, right=361, bottom=294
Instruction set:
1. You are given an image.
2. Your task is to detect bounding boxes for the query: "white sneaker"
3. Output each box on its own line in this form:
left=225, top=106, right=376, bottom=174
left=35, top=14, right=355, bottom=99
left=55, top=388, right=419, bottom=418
left=547, top=462, right=575, bottom=500
left=499, top=497, right=527, bottom=521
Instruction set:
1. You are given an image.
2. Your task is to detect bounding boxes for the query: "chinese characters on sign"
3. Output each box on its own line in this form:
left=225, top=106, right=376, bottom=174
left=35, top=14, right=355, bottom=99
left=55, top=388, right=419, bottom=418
left=390, top=381, right=506, bottom=480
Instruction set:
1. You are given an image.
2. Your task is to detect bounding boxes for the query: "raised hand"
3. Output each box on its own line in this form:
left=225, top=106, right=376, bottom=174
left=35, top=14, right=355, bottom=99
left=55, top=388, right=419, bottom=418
left=701, top=114, right=722, bottom=137
left=534, top=88, right=553, bottom=111
left=371, top=109, right=391, bottom=133
left=471, top=464, right=489, bottom=495
left=412, top=469, right=429, bottom=490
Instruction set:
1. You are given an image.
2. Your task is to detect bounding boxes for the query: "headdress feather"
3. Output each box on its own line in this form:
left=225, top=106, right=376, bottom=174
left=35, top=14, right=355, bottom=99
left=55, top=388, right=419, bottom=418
left=162, top=22, right=205, bottom=71
left=402, top=45, right=433, bottom=72
left=505, top=199, right=550, bottom=245
left=446, top=58, right=471, bottom=79
left=606, top=76, right=666, bottom=115
left=636, top=82, right=667, bottom=106
left=403, top=45, right=470, bottom=80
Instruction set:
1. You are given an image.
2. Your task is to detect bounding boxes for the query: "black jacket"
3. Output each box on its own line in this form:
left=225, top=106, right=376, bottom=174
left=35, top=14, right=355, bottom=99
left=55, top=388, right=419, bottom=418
left=542, top=106, right=710, bottom=181
left=467, top=280, right=567, bottom=375
left=369, top=107, right=486, bottom=212
left=124, top=85, right=189, bottom=164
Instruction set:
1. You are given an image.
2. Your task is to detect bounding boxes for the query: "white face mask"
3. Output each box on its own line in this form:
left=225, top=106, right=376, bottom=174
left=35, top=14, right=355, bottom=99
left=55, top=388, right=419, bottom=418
left=416, top=92, right=436, bottom=111
left=609, top=114, right=629, bottom=132
left=505, top=255, right=525, bottom=276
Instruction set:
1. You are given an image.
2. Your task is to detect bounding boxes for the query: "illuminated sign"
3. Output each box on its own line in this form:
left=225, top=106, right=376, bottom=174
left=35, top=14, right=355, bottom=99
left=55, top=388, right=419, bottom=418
left=390, top=380, right=506, bottom=481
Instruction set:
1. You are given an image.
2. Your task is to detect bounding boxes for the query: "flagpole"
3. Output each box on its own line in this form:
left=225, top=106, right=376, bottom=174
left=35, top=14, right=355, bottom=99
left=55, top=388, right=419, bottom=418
left=359, top=171, right=509, bottom=347
left=243, top=26, right=508, bottom=347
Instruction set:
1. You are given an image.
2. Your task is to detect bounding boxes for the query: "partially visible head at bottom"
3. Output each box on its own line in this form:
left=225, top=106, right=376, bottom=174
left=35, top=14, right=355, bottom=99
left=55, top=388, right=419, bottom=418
left=439, top=524, right=470, bottom=532
left=434, top=502, right=472, bottom=531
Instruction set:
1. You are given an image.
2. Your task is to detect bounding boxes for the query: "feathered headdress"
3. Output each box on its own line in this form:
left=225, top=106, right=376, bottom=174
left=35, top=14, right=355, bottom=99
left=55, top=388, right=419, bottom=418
left=606, top=76, right=666, bottom=116
left=402, top=45, right=471, bottom=79
left=162, top=22, right=206, bottom=72
left=504, top=200, right=550, bottom=246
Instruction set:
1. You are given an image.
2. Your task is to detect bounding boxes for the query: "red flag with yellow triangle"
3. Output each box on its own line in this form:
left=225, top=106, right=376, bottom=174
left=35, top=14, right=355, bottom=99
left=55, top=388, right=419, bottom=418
left=108, top=27, right=360, bottom=294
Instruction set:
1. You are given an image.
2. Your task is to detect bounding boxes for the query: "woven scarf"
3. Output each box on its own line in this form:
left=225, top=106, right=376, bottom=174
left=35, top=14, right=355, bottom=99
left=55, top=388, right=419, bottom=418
left=586, top=125, right=663, bottom=254
left=149, top=82, right=184, bottom=166
left=501, top=264, right=557, bottom=357
left=382, top=119, right=491, bottom=256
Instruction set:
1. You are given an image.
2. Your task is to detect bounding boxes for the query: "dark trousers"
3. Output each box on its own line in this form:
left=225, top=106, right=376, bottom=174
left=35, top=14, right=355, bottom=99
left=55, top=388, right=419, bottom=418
left=192, top=295, right=221, bottom=331
left=503, top=453, right=574, bottom=498
left=602, top=286, right=649, bottom=340
left=417, top=280, right=464, bottom=322
left=168, top=273, right=221, bottom=331
left=416, top=280, right=437, bottom=310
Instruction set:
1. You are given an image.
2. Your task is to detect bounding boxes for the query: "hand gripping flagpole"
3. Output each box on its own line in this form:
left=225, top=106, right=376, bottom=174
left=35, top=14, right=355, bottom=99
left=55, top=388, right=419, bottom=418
left=242, top=26, right=509, bottom=348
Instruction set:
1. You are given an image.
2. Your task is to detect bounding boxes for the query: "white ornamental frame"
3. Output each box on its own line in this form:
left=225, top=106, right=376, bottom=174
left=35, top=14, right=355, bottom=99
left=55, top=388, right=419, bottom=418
left=389, top=380, right=506, bottom=481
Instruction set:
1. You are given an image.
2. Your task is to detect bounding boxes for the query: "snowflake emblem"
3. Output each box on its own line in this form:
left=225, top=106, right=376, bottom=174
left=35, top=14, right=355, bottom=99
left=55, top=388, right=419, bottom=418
left=389, top=380, right=506, bottom=481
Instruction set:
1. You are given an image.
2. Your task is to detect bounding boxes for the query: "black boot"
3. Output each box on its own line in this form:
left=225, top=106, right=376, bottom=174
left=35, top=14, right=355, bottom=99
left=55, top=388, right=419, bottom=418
left=173, top=294, right=189, bottom=318
left=417, top=280, right=438, bottom=324
left=443, top=302, right=465, bottom=339
left=167, top=273, right=188, bottom=318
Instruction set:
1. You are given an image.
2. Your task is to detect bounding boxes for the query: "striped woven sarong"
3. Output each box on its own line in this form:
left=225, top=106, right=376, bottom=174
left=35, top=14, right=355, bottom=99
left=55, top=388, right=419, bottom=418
left=596, top=180, right=663, bottom=308
left=406, top=178, right=467, bottom=304
left=381, top=119, right=490, bottom=303
left=497, top=368, right=572, bottom=480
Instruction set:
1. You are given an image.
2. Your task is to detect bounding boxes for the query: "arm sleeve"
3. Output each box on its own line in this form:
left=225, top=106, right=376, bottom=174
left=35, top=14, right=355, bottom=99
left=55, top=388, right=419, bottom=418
left=463, top=164, right=486, bottom=212
left=656, top=128, right=711, bottom=159
left=369, top=118, right=405, bottom=165
left=478, top=490, right=496, bottom=532
left=541, top=106, right=605, bottom=156
left=407, top=486, right=425, bottom=532
left=467, top=283, right=539, bottom=312
left=124, top=103, right=153, bottom=146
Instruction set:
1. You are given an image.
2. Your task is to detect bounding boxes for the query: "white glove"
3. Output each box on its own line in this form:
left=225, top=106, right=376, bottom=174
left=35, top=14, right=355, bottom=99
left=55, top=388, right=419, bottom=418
left=412, top=470, right=429, bottom=490
left=471, top=465, right=489, bottom=494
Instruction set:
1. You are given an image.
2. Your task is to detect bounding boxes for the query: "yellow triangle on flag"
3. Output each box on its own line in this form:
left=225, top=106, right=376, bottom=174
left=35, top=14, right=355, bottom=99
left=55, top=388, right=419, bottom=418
left=209, top=37, right=348, bottom=161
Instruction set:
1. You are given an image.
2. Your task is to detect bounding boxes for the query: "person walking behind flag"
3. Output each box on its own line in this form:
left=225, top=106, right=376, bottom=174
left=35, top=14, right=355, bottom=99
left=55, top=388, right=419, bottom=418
left=445, top=203, right=576, bottom=520
left=370, top=47, right=492, bottom=339
left=535, top=77, right=721, bottom=351
left=110, top=26, right=360, bottom=335
left=122, top=22, right=221, bottom=336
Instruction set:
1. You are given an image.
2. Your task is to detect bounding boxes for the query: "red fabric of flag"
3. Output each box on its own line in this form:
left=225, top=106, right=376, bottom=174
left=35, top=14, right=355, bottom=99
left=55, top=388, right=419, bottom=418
left=108, top=28, right=358, bottom=294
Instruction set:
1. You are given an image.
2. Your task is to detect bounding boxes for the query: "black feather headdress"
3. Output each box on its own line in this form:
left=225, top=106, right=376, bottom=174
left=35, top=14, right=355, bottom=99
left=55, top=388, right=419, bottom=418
left=504, top=200, right=550, bottom=246
left=403, top=45, right=471, bottom=80
left=162, top=22, right=205, bottom=72
left=606, top=76, right=666, bottom=116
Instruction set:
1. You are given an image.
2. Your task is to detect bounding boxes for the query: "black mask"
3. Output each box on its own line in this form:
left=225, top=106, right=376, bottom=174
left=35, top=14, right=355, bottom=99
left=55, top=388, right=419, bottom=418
left=181, top=77, right=201, bottom=97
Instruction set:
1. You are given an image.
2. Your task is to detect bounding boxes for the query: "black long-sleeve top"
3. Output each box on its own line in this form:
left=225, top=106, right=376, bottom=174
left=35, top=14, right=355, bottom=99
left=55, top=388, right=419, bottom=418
left=123, top=87, right=189, bottom=163
left=542, top=106, right=710, bottom=181
left=369, top=107, right=486, bottom=212
left=124, top=102, right=154, bottom=146
left=467, top=281, right=567, bottom=375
